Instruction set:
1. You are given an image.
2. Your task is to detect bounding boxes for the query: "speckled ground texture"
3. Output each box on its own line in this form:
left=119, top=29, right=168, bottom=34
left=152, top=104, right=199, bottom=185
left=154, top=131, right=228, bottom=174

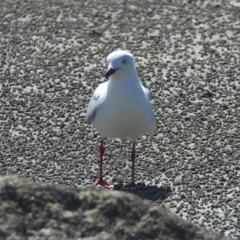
left=0, top=0, right=239, bottom=239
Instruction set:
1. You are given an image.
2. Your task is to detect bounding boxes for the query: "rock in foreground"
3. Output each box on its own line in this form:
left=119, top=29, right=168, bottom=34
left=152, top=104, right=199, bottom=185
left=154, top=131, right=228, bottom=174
left=0, top=176, right=230, bottom=240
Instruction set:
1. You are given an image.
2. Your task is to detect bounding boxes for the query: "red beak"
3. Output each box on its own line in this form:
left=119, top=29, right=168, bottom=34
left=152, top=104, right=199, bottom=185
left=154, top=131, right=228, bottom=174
left=105, top=68, right=118, bottom=78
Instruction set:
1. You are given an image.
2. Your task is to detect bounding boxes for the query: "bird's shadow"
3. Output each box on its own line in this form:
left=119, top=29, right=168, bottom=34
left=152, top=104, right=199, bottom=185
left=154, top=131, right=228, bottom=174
left=113, top=183, right=172, bottom=203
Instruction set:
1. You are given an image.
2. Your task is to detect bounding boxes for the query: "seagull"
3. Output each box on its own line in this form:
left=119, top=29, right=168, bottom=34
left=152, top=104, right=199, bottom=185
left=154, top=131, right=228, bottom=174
left=86, top=50, right=155, bottom=188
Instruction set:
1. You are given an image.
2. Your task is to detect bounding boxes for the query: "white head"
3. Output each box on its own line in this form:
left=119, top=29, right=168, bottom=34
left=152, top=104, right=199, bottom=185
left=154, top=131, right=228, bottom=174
left=105, top=50, right=137, bottom=80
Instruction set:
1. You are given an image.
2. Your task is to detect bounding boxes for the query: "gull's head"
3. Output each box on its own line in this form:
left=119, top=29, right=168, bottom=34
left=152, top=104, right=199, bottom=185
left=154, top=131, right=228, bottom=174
left=105, top=50, right=136, bottom=79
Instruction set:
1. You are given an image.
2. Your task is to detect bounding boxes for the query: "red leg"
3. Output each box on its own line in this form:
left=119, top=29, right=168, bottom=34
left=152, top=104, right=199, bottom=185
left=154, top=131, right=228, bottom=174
left=126, top=142, right=137, bottom=189
left=94, top=139, right=110, bottom=187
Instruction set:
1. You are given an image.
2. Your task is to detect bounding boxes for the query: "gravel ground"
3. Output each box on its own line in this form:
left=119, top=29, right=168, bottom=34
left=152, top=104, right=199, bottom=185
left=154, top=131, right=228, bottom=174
left=0, top=0, right=239, bottom=239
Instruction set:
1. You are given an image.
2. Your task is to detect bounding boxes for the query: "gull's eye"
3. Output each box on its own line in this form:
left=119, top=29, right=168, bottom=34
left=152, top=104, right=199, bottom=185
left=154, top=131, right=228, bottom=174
left=122, top=59, right=127, bottom=64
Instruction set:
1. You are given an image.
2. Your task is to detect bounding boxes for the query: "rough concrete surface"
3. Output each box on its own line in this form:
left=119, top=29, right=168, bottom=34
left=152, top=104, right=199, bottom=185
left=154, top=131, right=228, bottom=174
left=0, top=175, right=231, bottom=240
left=0, top=0, right=239, bottom=239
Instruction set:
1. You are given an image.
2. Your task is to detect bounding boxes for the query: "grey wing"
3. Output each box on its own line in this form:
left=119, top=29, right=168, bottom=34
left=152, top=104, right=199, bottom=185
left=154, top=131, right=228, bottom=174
left=145, top=90, right=151, bottom=101
left=141, top=84, right=151, bottom=100
left=142, top=85, right=156, bottom=124
left=142, top=85, right=153, bottom=102
left=86, top=94, right=100, bottom=124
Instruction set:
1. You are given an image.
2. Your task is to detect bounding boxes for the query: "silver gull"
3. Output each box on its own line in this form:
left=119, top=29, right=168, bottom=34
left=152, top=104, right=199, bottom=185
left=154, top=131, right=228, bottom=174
left=86, top=50, right=155, bottom=188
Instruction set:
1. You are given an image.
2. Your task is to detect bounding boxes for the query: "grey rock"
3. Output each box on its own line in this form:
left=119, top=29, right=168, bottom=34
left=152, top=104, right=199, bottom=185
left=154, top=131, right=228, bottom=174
left=0, top=175, right=231, bottom=240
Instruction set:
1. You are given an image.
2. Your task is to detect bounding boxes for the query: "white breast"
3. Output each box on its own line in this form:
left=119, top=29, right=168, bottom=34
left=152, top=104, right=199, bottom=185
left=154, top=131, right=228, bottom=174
left=91, top=77, right=155, bottom=140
